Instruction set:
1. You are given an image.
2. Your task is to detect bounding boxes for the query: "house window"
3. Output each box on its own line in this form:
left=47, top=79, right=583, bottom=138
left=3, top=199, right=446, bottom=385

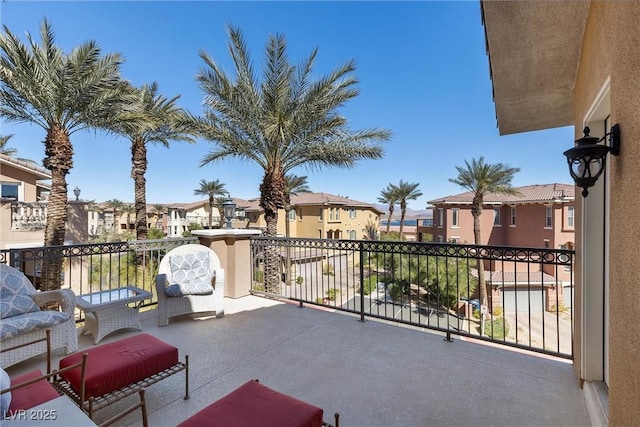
left=319, top=208, right=323, bottom=220
left=544, top=239, right=550, bottom=249
left=567, top=206, right=574, bottom=227
left=298, top=208, right=303, bottom=220
left=1, top=182, right=20, bottom=200
left=450, top=237, right=460, bottom=244
left=510, top=206, right=516, bottom=226
left=349, top=230, right=356, bottom=239
left=288, top=210, right=296, bottom=221
left=437, top=208, right=444, bottom=227
left=349, top=209, right=356, bottom=219
left=493, top=208, right=501, bottom=226
left=451, top=208, right=459, bottom=227
left=329, top=208, right=334, bottom=220
left=545, top=206, right=553, bottom=228
left=437, top=235, right=445, bottom=243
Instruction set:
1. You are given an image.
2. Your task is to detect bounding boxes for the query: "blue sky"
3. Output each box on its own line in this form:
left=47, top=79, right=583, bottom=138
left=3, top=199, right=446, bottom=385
left=1, top=1, right=574, bottom=211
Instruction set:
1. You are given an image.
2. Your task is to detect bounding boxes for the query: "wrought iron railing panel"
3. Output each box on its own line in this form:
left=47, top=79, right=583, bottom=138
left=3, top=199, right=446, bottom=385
left=0, top=237, right=198, bottom=311
left=250, top=237, right=574, bottom=359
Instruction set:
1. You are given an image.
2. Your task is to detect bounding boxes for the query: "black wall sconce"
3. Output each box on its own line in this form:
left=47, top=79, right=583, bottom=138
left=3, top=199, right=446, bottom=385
left=563, top=124, right=620, bottom=197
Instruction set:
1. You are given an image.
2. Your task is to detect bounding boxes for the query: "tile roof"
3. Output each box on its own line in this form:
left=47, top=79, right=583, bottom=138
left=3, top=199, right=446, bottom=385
left=242, top=192, right=382, bottom=214
left=428, top=183, right=574, bottom=205
left=0, top=154, right=51, bottom=180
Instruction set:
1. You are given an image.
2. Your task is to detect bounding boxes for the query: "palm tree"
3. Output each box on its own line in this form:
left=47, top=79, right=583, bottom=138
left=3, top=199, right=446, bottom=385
left=0, top=134, right=17, bottom=156
left=390, top=180, right=422, bottom=241
left=363, top=220, right=380, bottom=240
left=152, top=204, right=165, bottom=231
left=0, top=19, right=134, bottom=289
left=104, top=199, right=125, bottom=234
left=284, top=174, right=310, bottom=239
left=194, top=179, right=227, bottom=229
left=378, top=185, right=398, bottom=235
left=111, top=82, right=195, bottom=240
left=195, top=26, right=391, bottom=291
left=449, top=157, right=520, bottom=309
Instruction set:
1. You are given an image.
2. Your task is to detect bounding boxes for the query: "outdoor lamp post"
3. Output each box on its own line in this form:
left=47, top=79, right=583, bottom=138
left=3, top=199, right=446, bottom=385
left=563, top=124, right=620, bottom=197
left=222, top=196, right=236, bottom=230
left=73, top=186, right=81, bottom=201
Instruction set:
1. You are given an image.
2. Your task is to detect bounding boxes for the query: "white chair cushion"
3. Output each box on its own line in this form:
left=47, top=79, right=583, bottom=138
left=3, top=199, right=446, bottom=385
left=169, top=251, right=211, bottom=284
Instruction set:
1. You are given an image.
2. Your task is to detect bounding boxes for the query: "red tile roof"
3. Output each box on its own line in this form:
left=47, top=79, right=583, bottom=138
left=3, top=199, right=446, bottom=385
left=429, top=183, right=574, bottom=205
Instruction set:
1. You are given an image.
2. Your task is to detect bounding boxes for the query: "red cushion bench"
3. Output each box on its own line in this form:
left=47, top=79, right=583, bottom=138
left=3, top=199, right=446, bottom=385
left=7, top=370, right=61, bottom=412
left=56, top=333, right=188, bottom=418
left=178, top=380, right=339, bottom=427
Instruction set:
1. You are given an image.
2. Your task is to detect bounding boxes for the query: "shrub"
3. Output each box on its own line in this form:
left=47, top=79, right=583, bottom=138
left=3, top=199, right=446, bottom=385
left=362, top=276, right=377, bottom=295
left=322, top=263, right=335, bottom=276
left=326, top=288, right=340, bottom=301
left=492, top=306, right=503, bottom=317
left=295, top=276, right=304, bottom=285
left=254, top=270, right=264, bottom=283
left=484, top=317, right=509, bottom=340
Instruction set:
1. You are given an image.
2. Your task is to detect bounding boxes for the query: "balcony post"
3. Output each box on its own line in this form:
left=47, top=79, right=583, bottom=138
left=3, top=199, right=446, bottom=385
left=193, top=229, right=262, bottom=298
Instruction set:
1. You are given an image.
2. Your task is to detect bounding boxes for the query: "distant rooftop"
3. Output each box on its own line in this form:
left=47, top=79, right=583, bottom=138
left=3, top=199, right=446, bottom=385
left=428, top=183, right=575, bottom=205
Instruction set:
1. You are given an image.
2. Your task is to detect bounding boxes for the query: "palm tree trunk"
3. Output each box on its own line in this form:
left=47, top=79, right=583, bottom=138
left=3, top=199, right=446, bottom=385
left=386, top=206, right=394, bottom=234
left=42, top=125, right=72, bottom=290
left=132, top=138, right=148, bottom=240
left=399, top=207, right=406, bottom=241
left=284, top=206, right=292, bottom=286
left=472, top=206, right=488, bottom=309
left=260, top=169, right=287, bottom=294
left=209, top=196, right=214, bottom=229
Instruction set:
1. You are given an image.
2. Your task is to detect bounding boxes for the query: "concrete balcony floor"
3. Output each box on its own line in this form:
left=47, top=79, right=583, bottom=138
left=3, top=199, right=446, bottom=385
left=8, top=296, right=591, bottom=426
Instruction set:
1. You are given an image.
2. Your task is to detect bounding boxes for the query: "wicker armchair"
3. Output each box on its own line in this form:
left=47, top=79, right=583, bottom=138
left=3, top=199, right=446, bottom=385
left=156, top=244, right=225, bottom=326
left=0, top=264, right=78, bottom=368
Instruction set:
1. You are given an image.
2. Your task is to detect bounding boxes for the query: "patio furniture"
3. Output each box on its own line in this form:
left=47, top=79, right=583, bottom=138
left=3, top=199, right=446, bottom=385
left=156, top=244, right=225, bottom=326
left=178, top=379, right=339, bottom=427
left=0, top=263, right=78, bottom=368
left=55, top=333, right=188, bottom=419
left=0, top=331, right=148, bottom=427
left=75, top=286, right=152, bottom=344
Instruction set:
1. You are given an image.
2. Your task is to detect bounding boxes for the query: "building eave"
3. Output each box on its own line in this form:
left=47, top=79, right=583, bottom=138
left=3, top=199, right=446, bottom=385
left=481, top=0, right=590, bottom=135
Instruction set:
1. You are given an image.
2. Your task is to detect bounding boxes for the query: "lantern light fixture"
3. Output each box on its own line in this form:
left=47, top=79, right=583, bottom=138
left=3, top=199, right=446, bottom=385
left=73, top=186, right=81, bottom=201
left=563, top=124, right=620, bottom=197
left=222, top=195, right=236, bottom=230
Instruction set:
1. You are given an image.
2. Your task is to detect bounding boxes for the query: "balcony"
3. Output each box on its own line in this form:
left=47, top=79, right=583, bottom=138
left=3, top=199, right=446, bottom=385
left=1, top=237, right=589, bottom=426
left=5, top=295, right=590, bottom=426
left=9, top=201, right=48, bottom=231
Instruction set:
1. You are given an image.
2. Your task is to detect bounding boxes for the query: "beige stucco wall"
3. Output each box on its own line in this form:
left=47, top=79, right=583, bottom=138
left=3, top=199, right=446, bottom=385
left=574, top=2, right=640, bottom=424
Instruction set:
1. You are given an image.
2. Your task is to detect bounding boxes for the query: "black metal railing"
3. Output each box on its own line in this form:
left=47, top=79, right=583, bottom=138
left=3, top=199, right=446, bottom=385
left=250, top=237, right=574, bottom=358
left=0, top=237, right=197, bottom=307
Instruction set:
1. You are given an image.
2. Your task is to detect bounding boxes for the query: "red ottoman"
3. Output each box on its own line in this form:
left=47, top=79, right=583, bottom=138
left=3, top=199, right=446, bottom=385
left=8, top=370, right=61, bottom=412
left=59, top=333, right=178, bottom=399
left=179, top=380, right=324, bottom=427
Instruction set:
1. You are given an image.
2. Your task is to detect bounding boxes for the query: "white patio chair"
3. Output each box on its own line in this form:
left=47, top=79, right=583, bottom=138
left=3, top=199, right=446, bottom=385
left=156, top=244, right=225, bottom=326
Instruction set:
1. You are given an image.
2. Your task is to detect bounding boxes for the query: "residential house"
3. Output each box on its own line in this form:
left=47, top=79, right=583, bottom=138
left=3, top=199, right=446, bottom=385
left=418, top=183, right=574, bottom=312
left=0, top=154, right=87, bottom=249
left=481, top=1, right=639, bottom=423
left=244, top=192, right=382, bottom=239
left=419, top=183, right=575, bottom=249
left=165, top=200, right=221, bottom=238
